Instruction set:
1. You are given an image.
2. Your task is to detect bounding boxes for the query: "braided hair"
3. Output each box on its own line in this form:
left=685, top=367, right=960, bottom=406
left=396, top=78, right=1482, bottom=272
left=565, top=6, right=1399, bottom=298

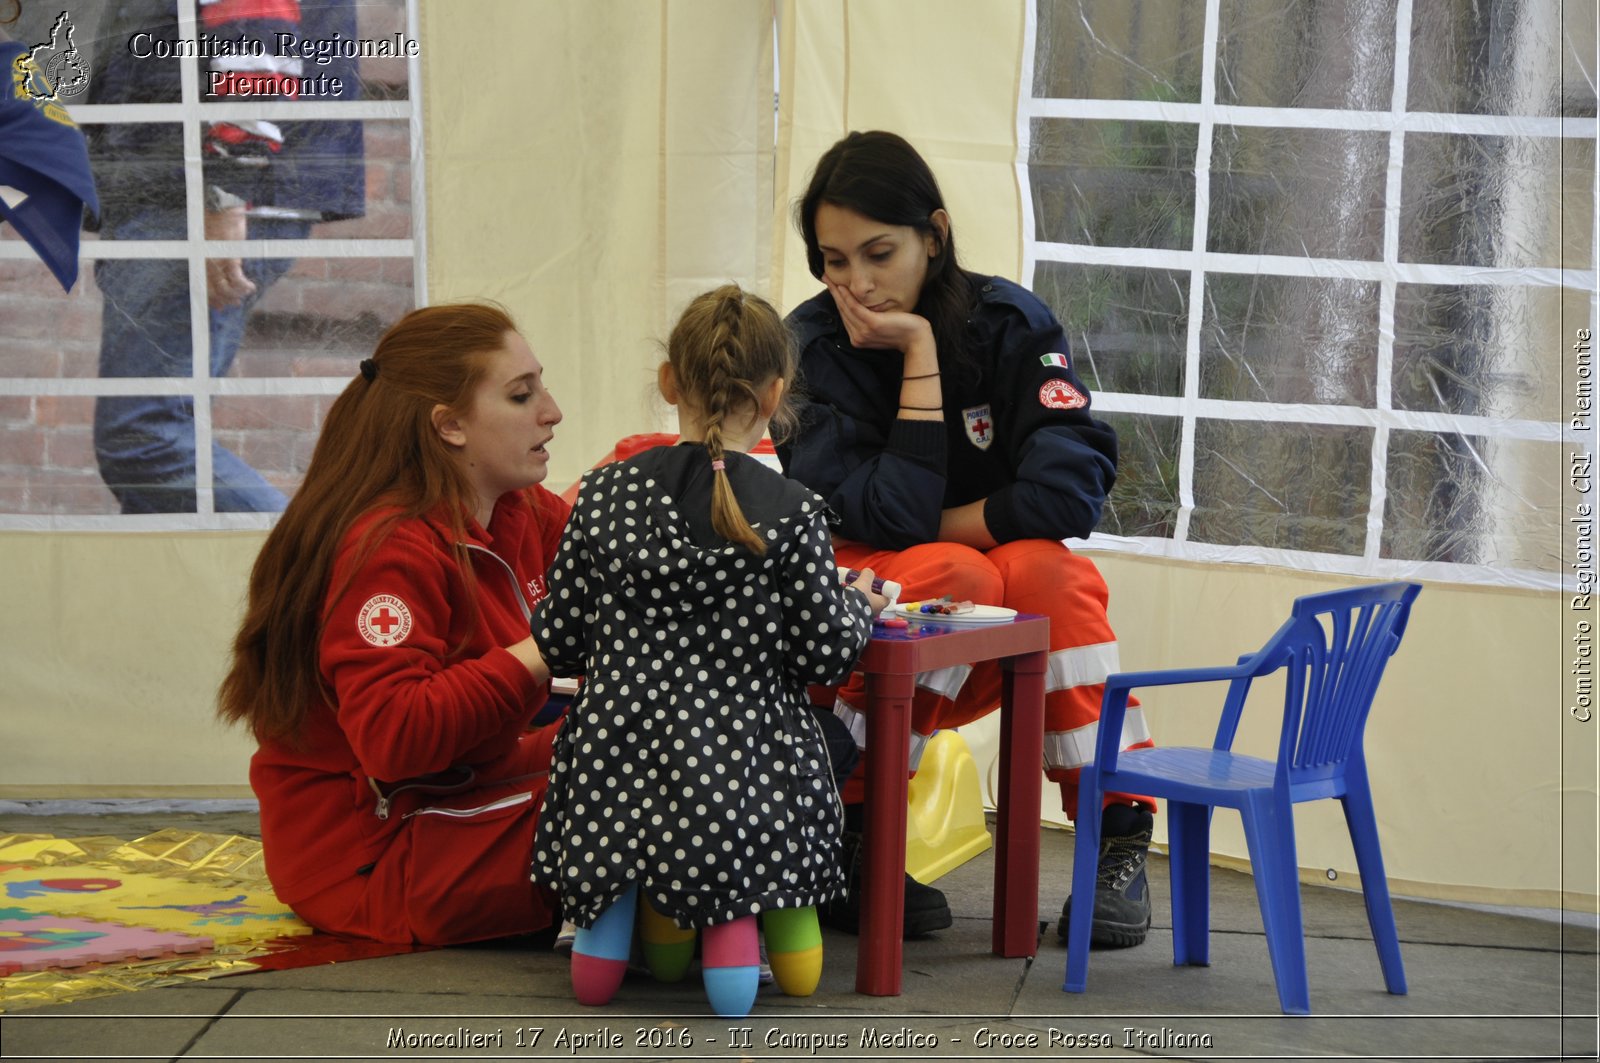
left=665, top=284, right=798, bottom=554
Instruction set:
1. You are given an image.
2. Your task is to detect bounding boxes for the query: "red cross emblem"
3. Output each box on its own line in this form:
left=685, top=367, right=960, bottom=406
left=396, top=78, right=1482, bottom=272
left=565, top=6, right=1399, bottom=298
left=962, top=404, right=995, bottom=450
left=1039, top=378, right=1087, bottom=411
left=357, top=594, right=413, bottom=647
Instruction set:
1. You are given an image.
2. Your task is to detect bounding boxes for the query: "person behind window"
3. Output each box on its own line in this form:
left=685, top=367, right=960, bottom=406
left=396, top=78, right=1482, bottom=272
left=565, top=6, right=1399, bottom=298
left=530, top=285, right=888, bottom=1015
left=779, top=130, right=1159, bottom=949
left=217, top=303, right=567, bottom=945
left=86, top=0, right=364, bottom=513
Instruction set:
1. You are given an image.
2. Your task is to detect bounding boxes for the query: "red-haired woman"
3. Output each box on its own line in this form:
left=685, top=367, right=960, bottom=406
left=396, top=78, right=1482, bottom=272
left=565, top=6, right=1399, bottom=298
left=218, top=303, right=567, bottom=944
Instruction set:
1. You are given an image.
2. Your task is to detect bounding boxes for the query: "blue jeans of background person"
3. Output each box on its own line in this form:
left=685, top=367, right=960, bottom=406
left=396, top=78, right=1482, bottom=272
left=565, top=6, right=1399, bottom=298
left=93, top=212, right=309, bottom=514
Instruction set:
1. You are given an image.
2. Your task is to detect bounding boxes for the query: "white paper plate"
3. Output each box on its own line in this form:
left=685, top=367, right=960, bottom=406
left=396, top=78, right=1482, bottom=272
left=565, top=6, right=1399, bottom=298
left=887, top=603, right=1019, bottom=625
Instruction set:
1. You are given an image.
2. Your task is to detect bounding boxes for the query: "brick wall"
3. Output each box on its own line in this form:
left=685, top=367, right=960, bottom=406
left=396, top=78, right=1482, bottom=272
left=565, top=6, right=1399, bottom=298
left=1, top=119, right=416, bottom=515
left=1, top=0, right=415, bottom=515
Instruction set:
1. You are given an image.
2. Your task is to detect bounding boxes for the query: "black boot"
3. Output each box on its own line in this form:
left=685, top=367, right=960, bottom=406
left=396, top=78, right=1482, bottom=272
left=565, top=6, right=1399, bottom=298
left=821, top=830, right=953, bottom=937
left=1057, top=803, right=1152, bottom=948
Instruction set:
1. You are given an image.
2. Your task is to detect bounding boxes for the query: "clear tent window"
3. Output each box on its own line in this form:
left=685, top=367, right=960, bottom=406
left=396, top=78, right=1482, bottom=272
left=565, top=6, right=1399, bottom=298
left=0, top=0, right=422, bottom=528
left=1021, top=0, right=1597, bottom=591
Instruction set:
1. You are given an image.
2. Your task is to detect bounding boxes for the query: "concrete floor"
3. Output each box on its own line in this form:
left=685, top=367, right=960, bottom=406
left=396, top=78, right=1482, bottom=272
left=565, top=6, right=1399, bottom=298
left=0, top=807, right=1595, bottom=1062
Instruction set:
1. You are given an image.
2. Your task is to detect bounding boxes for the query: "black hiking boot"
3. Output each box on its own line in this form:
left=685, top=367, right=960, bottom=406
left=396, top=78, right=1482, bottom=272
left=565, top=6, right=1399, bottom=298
left=1057, top=803, right=1153, bottom=949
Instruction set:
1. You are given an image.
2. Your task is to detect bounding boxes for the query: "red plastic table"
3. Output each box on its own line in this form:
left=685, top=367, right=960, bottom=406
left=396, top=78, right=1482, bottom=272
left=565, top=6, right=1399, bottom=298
left=852, top=613, right=1050, bottom=995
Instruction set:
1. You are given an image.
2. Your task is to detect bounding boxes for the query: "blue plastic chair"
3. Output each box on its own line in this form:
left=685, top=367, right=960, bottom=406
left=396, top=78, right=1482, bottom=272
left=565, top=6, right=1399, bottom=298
left=1063, top=581, right=1421, bottom=1015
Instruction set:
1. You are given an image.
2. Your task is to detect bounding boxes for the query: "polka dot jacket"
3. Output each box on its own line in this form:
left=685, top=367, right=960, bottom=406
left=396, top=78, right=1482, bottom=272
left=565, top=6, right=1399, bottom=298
left=530, top=444, right=874, bottom=929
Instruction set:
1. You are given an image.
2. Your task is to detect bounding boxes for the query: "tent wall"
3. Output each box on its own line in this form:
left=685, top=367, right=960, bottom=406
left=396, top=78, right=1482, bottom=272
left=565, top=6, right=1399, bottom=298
left=2, top=0, right=776, bottom=787
left=769, top=0, right=1593, bottom=910
left=420, top=0, right=777, bottom=491
left=0, top=0, right=1591, bottom=911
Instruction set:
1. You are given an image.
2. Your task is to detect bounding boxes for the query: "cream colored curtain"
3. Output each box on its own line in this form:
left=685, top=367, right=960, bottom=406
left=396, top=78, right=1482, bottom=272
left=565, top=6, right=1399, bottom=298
left=1, top=0, right=776, bottom=797
left=425, top=0, right=776, bottom=489
left=773, top=0, right=1027, bottom=308
left=4, top=0, right=1591, bottom=912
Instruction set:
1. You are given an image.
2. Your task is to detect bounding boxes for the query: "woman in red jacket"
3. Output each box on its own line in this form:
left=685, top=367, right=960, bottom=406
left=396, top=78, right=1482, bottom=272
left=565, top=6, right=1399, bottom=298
left=218, top=303, right=568, bottom=945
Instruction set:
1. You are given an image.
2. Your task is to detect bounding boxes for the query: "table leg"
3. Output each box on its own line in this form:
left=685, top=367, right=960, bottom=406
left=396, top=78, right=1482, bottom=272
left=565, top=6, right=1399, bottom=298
left=994, top=649, right=1046, bottom=957
left=858, top=668, right=914, bottom=996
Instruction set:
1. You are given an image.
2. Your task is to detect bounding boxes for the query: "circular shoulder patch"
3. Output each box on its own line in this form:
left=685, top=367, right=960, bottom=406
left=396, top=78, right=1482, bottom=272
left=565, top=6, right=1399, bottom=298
left=1039, top=378, right=1088, bottom=411
left=357, top=594, right=413, bottom=647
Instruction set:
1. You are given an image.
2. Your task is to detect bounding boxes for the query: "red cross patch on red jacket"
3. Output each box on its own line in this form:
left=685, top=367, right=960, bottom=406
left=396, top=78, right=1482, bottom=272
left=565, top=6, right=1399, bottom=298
left=357, top=594, right=413, bottom=647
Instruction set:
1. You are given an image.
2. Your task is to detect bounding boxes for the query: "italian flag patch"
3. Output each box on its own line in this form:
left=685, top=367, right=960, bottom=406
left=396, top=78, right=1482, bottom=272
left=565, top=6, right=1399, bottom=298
left=1039, top=352, right=1070, bottom=369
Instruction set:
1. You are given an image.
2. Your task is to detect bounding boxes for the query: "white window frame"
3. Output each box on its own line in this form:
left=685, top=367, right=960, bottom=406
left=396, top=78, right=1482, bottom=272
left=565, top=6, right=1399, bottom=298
left=1018, top=0, right=1599, bottom=592
left=0, top=0, right=428, bottom=532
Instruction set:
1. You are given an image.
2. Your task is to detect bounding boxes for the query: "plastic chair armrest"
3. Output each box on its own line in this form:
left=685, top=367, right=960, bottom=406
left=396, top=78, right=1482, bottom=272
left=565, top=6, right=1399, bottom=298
left=1102, top=660, right=1255, bottom=696
left=1095, top=662, right=1256, bottom=771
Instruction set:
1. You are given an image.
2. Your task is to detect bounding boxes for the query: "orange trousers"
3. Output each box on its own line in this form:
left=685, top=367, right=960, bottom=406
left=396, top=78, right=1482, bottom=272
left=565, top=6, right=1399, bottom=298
left=825, top=538, right=1155, bottom=819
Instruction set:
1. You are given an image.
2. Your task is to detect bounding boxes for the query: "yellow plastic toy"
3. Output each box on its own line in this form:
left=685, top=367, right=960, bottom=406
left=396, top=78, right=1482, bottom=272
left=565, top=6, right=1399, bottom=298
left=904, top=729, right=993, bottom=882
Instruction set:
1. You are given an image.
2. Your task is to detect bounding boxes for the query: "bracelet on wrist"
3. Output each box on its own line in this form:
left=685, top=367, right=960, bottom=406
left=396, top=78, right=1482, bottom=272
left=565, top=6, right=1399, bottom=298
left=902, top=370, right=941, bottom=380
left=900, top=403, right=943, bottom=411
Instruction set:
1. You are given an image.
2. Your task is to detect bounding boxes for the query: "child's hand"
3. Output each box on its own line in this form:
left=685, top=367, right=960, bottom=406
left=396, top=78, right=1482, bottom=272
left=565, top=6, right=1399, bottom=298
left=507, top=635, right=549, bottom=682
left=847, top=566, right=890, bottom=618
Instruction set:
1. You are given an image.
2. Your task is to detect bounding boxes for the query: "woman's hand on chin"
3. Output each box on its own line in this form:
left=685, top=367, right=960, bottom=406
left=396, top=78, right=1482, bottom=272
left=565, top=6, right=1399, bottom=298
left=827, top=278, right=933, bottom=355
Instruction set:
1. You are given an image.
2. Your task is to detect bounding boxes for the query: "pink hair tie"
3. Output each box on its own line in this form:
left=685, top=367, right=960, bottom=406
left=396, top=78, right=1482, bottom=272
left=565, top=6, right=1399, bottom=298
left=710, top=459, right=726, bottom=472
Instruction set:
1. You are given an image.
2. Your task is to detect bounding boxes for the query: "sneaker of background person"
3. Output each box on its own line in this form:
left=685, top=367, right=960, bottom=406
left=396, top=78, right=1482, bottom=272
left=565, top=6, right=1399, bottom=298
left=553, top=918, right=577, bottom=956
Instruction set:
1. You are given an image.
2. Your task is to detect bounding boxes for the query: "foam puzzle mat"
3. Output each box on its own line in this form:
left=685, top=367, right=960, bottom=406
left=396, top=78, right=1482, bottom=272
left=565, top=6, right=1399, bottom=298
left=0, top=862, right=310, bottom=943
left=0, top=830, right=415, bottom=1012
left=0, top=914, right=212, bottom=976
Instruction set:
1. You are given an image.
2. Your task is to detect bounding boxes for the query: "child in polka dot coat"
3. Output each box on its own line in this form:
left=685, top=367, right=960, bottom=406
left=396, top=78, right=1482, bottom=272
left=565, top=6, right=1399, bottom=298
left=530, top=285, right=889, bottom=1015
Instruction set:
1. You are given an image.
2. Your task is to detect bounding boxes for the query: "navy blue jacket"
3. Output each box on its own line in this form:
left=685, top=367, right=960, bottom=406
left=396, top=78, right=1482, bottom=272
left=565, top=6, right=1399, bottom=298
left=0, top=39, right=99, bottom=289
left=778, top=275, right=1117, bottom=550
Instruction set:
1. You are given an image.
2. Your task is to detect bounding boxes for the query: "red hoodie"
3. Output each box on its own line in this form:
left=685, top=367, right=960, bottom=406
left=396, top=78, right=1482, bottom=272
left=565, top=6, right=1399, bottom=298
left=250, top=486, right=570, bottom=909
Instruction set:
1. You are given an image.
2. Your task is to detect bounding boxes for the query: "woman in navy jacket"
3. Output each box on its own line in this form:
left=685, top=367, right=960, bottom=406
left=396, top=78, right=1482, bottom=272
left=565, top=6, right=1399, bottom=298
left=779, top=131, right=1157, bottom=949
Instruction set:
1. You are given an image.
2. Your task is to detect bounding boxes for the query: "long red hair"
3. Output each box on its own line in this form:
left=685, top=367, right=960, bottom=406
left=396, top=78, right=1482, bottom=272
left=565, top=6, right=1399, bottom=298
left=217, top=303, right=518, bottom=743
